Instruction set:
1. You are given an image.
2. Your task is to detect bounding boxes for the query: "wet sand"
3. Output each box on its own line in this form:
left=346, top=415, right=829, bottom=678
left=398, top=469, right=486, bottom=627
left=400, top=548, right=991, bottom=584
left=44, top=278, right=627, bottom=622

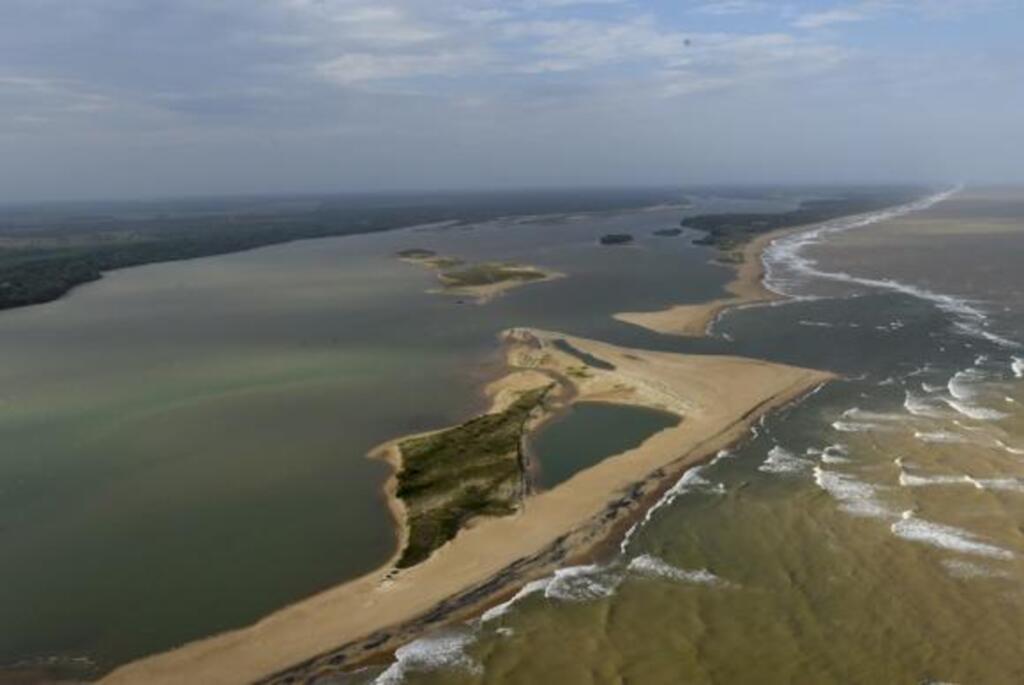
left=99, top=329, right=832, bottom=685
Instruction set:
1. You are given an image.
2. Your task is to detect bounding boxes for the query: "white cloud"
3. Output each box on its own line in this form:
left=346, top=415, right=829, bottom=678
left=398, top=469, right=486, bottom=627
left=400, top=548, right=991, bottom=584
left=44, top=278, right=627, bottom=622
left=694, top=1, right=775, bottom=16
left=316, top=51, right=484, bottom=84
left=793, top=7, right=869, bottom=29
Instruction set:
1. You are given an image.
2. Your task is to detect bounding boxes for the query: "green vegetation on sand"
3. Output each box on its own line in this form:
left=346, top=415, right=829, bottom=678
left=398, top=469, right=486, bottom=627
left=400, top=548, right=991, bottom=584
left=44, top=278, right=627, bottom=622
left=394, top=386, right=551, bottom=568
left=440, top=262, right=548, bottom=287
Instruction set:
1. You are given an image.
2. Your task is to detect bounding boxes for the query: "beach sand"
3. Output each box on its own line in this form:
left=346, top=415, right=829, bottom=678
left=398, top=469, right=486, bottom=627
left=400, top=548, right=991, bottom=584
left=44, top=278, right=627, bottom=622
left=100, top=328, right=832, bottom=685
left=613, top=228, right=789, bottom=337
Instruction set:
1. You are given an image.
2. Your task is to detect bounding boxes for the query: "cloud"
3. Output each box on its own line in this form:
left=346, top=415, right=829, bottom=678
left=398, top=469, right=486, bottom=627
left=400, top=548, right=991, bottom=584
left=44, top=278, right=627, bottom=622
left=793, top=7, right=870, bottom=28
left=1, top=0, right=1021, bottom=199
left=694, top=1, right=776, bottom=16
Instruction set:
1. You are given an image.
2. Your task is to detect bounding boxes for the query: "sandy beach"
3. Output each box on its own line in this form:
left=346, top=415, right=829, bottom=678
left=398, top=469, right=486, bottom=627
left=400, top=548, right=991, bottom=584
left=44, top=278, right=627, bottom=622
left=100, top=329, right=832, bottom=685
left=613, top=227, right=791, bottom=337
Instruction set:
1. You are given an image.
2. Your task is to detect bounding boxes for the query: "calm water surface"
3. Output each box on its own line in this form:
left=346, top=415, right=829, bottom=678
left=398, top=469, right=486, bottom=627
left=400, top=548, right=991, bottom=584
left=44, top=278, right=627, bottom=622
left=1, top=195, right=791, bottom=674
left=527, top=402, right=680, bottom=490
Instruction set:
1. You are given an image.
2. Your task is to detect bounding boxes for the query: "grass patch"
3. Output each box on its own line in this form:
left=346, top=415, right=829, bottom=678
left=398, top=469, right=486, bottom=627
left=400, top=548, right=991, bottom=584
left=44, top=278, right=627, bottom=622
left=395, top=386, right=551, bottom=568
left=440, top=262, right=547, bottom=287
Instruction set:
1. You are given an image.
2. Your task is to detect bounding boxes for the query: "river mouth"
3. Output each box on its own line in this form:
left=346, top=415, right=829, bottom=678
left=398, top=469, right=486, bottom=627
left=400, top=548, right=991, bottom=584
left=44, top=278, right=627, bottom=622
left=0, top=195, right=746, bottom=674
left=526, top=402, right=681, bottom=490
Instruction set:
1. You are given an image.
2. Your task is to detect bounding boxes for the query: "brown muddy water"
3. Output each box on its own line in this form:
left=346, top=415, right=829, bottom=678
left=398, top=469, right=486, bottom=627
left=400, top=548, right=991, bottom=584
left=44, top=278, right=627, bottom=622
left=354, top=188, right=1024, bottom=685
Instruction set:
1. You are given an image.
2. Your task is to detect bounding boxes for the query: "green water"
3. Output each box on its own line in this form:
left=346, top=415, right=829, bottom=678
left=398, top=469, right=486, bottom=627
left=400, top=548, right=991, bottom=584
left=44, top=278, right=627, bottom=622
left=1, top=197, right=747, bottom=674
left=528, top=402, right=679, bottom=490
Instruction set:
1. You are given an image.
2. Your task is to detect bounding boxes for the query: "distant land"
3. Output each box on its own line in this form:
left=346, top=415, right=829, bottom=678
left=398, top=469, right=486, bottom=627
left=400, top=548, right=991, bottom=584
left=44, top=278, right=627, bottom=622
left=0, top=188, right=682, bottom=311
left=683, top=185, right=925, bottom=261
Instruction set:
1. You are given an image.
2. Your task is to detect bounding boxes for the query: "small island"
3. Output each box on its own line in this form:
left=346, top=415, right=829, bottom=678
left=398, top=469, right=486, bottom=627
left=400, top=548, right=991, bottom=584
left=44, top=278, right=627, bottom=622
left=397, top=249, right=562, bottom=302
left=653, top=228, right=683, bottom=237
left=599, top=233, right=634, bottom=245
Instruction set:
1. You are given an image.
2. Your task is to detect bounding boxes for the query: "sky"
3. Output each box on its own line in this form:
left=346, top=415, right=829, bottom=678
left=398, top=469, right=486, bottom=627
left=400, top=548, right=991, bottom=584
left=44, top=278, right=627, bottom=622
left=1, top=0, right=1022, bottom=202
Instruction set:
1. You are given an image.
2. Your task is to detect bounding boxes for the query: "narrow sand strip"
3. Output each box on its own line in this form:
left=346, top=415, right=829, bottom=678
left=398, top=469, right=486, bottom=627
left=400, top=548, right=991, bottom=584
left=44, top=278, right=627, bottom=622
left=613, top=227, right=790, bottom=337
left=100, top=329, right=832, bottom=685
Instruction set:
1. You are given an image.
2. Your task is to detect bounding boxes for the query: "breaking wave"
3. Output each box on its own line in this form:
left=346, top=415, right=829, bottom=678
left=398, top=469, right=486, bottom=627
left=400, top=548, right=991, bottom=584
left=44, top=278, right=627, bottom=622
left=759, top=445, right=813, bottom=474
left=762, top=186, right=1022, bottom=350
left=627, top=554, right=724, bottom=585
left=890, top=511, right=1015, bottom=560
left=544, top=564, right=620, bottom=602
left=813, top=466, right=892, bottom=519
left=374, top=630, right=482, bottom=685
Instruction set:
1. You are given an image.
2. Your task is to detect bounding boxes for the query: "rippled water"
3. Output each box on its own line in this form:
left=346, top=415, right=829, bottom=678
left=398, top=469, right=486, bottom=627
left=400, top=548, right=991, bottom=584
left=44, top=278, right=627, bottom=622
left=368, top=189, right=1024, bottom=685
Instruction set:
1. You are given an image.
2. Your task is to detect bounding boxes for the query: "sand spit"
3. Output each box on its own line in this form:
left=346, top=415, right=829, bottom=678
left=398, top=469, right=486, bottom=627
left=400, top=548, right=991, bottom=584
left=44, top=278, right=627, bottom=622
left=613, top=227, right=788, bottom=337
left=100, top=329, right=831, bottom=685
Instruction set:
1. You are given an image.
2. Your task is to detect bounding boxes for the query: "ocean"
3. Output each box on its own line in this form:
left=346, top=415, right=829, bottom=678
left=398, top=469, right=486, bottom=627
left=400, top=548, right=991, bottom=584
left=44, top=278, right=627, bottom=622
left=4, top=187, right=1023, bottom=683
left=359, top=188, right=1024, bottom=685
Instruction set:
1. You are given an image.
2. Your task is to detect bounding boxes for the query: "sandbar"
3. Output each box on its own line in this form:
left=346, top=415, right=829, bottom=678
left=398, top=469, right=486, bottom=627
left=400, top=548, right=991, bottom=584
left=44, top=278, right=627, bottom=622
left=100, top=328, right=832, bottom=685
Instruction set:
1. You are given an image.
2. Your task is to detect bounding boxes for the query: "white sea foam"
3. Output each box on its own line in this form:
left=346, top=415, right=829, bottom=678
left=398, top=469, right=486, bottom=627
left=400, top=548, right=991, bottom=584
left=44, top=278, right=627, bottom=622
left=948, top=369, right=985, bottom=401
left=627, top=554, right=723, bottom=585
left=759, top=446, right=813, bottom=474
left=941, top=558, right=1004, bottom=580
left=814, top=466, right=892, bottom=518
left=941, top=398, right=1008, bottom=421
left=544, top=564, right=620, bottom=602
left=807, top=443, right=851, bottom=464
left=831, top=420, right=884, bottom=433
left=904, top=391, right=948, bottom=418
left=619, top=454, right=729, bottom=553
left=899, top=470, right=1024, bottom=493
left=374, top=631, right=482, bottom=685
left=899, top=471, right=971, bottom=488
left=977, top=478, right=1024, bottom=493
left=995, top=439, right=1024, bottom=456
left=480, top=578, right=552, bottom=623
left=890, top=511, right=1015, bottom=560
left=921, top=382, right=944, bottom=393
left=762, top=187, right=1022, bottom=350
left=821, top=444, right=852, bottom=464
left=913, top=430, right=969, bottom=444
left=1013, top=356, right=1024, bottom=379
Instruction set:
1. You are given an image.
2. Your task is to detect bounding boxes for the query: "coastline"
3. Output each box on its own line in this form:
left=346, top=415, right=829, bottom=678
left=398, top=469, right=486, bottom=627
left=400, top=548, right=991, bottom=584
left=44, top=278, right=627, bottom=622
left=613, top=225, right=795, bottom=337
left=99, top=329, right=833, bottom=685
left=613, top=190, right=956, bottom=339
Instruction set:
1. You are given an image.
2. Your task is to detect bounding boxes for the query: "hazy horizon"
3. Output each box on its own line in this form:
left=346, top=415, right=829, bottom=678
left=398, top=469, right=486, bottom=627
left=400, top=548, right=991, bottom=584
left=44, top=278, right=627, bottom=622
left=3, top=1, right=1023, bottom=203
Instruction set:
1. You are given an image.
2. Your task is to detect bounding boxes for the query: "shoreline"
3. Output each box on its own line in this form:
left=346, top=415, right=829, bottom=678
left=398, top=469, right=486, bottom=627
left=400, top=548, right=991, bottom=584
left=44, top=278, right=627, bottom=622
left=613, top=225, right=798, bottom=337
left=99, top=329, right=833, bottom=685
left=397, top=251, right=565, bottom=304
left=613, top=193, right=955, bottom=338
